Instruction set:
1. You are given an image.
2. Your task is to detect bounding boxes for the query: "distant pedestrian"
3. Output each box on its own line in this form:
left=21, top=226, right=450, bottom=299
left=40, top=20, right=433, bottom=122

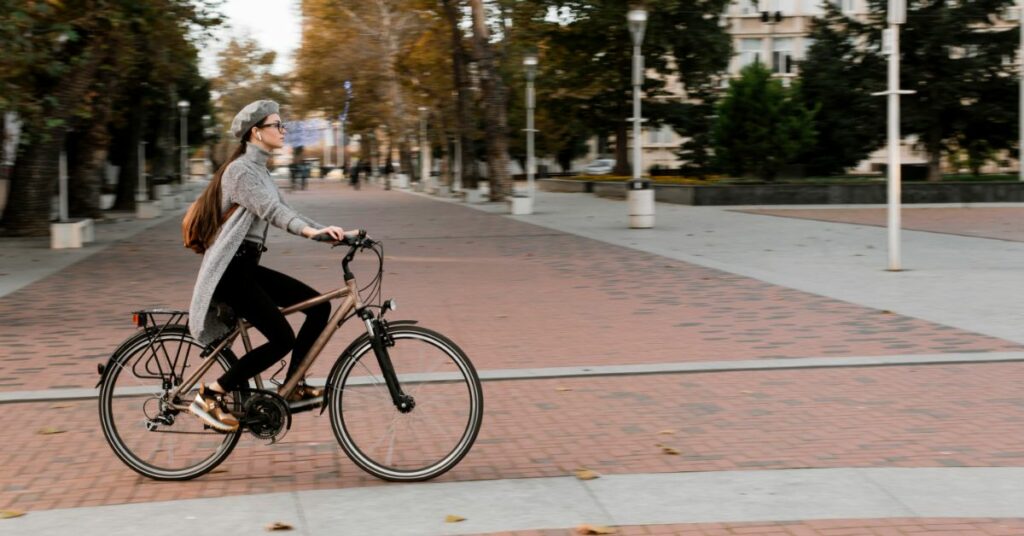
left=384, top=160, right=394, bottom=190
left=350, top=161, right=361, bottom=190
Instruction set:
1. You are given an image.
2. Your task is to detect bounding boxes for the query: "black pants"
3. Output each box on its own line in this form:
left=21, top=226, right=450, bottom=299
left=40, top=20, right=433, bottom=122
left=213, top=243, right=331, bottom=391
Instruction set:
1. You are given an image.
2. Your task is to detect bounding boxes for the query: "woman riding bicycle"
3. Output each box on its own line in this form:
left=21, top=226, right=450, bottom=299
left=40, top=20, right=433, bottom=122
left=187, top=99, right=351, bottom=432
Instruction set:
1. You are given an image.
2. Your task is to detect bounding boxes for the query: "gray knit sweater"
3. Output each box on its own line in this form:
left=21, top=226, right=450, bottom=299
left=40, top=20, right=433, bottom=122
left=188, top=145, right=326, bottom=344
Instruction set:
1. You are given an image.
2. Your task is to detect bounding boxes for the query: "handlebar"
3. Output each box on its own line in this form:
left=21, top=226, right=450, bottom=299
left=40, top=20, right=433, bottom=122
left=312, top=229, right=373, bottom=248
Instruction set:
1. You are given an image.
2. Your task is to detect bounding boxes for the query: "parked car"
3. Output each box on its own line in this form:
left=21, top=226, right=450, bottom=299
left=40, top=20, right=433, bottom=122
left=583, top=158, right=616, bottom=175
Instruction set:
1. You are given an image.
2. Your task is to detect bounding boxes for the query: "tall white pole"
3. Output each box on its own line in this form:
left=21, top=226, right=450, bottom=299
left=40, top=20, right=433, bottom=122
left=419, top=109, right=429, bottom=185
left=58, top=147, right=68, bottom=222
left=454, top=136, right=463, bottom=192
left=632, top=44, right=642, bottom=182
left=885, top=0, right=906, bottom=271
left=179, top=109, right=188, bottom=183
left=137, top=141, right=147, bottom=201
left=526, top=77, right=536, bottom=202
left=339, top=122, right=345, bottom=173
left=627, top=9, right=653, bottom=229
left=886, top=27, right=901, bottom=271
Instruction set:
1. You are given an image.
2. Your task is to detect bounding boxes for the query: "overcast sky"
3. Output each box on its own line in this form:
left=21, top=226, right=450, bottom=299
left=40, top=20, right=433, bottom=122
left=199, top=0, right=302, bottom=77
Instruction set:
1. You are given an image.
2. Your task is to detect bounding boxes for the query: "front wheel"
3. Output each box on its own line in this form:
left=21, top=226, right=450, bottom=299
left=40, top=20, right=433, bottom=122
left=327, top=325, right=483, bottom=481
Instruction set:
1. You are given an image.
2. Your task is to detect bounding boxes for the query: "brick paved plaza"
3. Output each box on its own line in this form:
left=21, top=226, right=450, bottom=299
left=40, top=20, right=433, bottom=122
left=0, top=183, right=1021, bottom=535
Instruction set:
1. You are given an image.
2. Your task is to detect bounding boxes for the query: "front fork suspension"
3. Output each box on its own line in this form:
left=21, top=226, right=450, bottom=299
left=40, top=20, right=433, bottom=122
left=364, top=315, right=415, bottom=413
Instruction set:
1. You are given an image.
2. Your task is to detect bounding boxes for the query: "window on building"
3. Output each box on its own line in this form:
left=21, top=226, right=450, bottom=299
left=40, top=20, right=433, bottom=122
left=739, top=0, right=758, bottom=15
left=740, top=38, right=764, bottom=69
left=773, top=38, right=794, bottom=74
left=803, top=0, right=826, bottom=15
left=648, top=125, right=675, bottom=145
left=777, top=0, right=796, bottom=13
left=832, top=0, right=855, bottom=12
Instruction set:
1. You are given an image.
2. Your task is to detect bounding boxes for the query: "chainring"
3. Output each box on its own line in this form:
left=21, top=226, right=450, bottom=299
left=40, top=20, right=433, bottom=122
left=242, top=390, right=292, bottom=443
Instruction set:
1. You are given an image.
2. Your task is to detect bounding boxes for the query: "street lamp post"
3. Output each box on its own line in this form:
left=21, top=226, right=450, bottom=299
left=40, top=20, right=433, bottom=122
left=523, top=54, right=538, bottom=215
left=418, top=106, right=429, bottom=189
left=627, top=8, right=654, bottom=228
left=177, top=100, right=189, bottom=184
left=872, top=0, right=912, bottom=271
left=1019, top=0, right=1023, bottom=182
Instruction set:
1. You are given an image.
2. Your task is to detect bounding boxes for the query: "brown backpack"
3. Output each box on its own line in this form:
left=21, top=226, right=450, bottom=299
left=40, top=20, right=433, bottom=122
left=182, top=201, right=238, bottom=254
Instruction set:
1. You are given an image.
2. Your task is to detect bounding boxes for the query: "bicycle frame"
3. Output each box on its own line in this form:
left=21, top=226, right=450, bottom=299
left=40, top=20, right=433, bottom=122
left=166, top=277, right=365, bottom=409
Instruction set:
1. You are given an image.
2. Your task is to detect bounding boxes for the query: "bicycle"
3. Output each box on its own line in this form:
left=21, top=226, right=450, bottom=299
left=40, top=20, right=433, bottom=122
left=96, top=231, right=484, bottom=482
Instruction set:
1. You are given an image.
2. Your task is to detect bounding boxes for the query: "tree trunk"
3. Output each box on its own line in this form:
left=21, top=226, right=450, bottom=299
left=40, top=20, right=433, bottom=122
left=399, top=140, right=413, bottom=180
left=927, top=147, right=942, bottom=182
left=441, top=0, right=478, bottom=188
left=1, top=134, right=61, bottom=236
left=114, top=109, right=143, bottom=211
left=926, top=128, right=942, bottom=182
left=469, top=0, right=511, bottom=201
left=153, top=88, right=178, bottom=185
left=67, top=132, right=107, bottom=219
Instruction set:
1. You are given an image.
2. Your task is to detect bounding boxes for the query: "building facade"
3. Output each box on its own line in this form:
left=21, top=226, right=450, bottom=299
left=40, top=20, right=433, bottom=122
left=574, top=0, right=1018, bottom=177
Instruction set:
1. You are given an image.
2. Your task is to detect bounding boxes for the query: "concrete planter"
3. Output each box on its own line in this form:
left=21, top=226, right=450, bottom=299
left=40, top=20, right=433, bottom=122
left=510, top=195, right=532, bottom=215
left=100, top=193, right=116, bottom=210
left=50, top=218, right=94, bottom=249
left=465, top=190, right=487, bottom=204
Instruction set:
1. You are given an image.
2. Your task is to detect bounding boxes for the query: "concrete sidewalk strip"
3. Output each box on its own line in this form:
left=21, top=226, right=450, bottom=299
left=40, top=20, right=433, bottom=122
left=481, top=191, right=1024, bottom=346
left=4, top=467, right=1023, bottom=535
left=5, top=350, right=1024, bottom=404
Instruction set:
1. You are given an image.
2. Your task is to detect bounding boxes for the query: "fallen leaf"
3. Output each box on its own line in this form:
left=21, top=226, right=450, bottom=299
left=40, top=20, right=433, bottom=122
left=556, top=387, right=573, bottom=392
left=37, top=427, right=66, bottom=435
left=0, top=510, right=25, bottom=519
left=658, top=429, right=675, bottom=435
left=576, top=524, right=617, bottom=534
left=265, top=521, right=293, bottom=531
left=50, top=403, right=73, bottom=409
left=444, top=515, right=466, bottom=523
left=210, top=468, right=229, bottom=474
left=662, top=446, right=680, bottom=455
left=575, top=469, right=600, bottom=480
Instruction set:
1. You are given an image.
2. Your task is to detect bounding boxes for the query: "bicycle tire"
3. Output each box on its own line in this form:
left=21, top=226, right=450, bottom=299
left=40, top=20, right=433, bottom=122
left=98, top=325, right=242, bottom=481
left=326, top=325, right=483, bottom=481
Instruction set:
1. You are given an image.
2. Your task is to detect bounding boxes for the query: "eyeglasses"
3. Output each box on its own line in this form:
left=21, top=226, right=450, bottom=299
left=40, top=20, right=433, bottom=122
left=259, top=122, right=287, bottom=133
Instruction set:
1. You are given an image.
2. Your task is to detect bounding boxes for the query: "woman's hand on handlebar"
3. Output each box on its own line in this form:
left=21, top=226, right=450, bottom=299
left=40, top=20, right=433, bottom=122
left=305, top=226, right=346, bottom=241
left=306, top=226, right=364, bottom=243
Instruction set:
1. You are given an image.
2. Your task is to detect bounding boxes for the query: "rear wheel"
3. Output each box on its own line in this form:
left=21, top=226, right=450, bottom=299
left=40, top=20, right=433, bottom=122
left=98, top=326, right=242, bottom=480
left=327, top=325, right=483, bottom=481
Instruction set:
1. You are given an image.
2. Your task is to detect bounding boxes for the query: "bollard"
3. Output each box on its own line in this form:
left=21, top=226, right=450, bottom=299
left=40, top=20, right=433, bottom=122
left=627, top=179, right=654, bottom=228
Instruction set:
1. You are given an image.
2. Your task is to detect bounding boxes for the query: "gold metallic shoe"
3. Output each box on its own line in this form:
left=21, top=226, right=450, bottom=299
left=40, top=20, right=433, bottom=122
left=189, top=384, right=239, bottom=432
left=282, top=380, right=323, bottom=406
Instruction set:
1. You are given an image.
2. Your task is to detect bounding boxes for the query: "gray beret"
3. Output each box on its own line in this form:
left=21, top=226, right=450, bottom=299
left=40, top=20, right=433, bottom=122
left=230, top=100, right=280, bottom=139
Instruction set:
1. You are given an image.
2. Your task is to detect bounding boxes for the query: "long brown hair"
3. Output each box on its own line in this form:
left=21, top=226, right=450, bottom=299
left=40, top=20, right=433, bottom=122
left=192, top=119, right=264, bottom=249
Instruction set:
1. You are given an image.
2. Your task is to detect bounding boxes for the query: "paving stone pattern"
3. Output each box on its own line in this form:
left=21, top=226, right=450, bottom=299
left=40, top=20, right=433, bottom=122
left=0, top=187, right=1020, bottom=392
left=2, top=363, right=1023, bottom=512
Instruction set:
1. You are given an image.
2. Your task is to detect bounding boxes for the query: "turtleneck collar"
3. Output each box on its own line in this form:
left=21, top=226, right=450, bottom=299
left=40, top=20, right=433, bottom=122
left=243, top=143, right=272, bottom=167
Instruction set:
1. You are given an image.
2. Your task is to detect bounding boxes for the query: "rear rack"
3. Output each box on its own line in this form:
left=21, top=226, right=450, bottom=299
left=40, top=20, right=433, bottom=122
left=131, top=309, right=192, bottom=383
